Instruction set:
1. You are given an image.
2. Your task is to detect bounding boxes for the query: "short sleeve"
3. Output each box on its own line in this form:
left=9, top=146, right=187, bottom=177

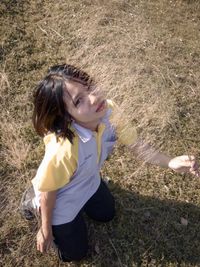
left=107, top=99, right=137, bottom=146
left=32, top=134, right=78, bottom=192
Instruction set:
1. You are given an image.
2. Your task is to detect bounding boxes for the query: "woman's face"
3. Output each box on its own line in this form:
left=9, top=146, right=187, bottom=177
left=63, top=80, right=107, bottom=131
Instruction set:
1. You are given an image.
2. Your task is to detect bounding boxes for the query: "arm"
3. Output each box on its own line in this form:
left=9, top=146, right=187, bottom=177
left=107, top=99, right=198, bottom=176
left=37, top=190, right=57, bottom=253
left=130, top=139, right=171, bottom=168
left=131, top=139, right=199, bottom=176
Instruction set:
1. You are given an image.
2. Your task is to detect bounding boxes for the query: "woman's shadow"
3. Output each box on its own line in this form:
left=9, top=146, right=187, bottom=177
left=86, top=181, right=200, bottom=267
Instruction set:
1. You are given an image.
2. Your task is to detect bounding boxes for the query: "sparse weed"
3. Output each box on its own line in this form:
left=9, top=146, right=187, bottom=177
left=0, top=0, right=200, bottom=266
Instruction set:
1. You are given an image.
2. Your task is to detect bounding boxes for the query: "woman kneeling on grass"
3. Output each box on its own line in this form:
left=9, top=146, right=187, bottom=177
left=21, top=64, right=199, bottom=262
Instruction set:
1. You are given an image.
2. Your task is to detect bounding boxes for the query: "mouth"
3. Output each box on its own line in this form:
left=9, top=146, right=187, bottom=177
left=96, top=100, right=106, bottom=112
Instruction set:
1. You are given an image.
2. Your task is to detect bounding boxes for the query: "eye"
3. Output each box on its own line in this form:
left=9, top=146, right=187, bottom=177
left=74, top=99, right=80, bottom=106
left=74, top=97, right=82, bottom=107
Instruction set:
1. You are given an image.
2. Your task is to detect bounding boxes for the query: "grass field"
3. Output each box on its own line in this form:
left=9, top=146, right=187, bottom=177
left=0, top=0, right=200, bottom=266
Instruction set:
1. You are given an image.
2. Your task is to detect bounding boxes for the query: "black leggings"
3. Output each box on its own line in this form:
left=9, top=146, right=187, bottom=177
left=52, top=180, right=115, bottom=262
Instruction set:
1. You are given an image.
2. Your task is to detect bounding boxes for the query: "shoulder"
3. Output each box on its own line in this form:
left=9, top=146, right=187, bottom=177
left=106, top=99, right=119, bottom=112
left=107, top=99, right=114, bottom=109
left=105, top=99, right=138, bottom=146
left=32, top=133, right=79, bottom=192
left=101, top=99, right=118, bottom=122
left=103, top=99, right=120, bottom=123
left=43, top=132, right=78, bottom=161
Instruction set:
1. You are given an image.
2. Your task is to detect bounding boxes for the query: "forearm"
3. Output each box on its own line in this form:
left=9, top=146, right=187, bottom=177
left=40, top=191, right=57, bottom=231
left=37, top=191, right=57, bottom=253
left=131, top=139, right=172, bottom=168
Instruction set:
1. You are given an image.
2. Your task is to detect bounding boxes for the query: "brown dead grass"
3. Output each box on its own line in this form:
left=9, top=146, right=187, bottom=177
left=0, top=0, right=200, bottom=266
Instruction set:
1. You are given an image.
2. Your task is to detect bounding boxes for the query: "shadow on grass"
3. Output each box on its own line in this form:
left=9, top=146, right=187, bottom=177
left=86, top=181, right=200, bottom=267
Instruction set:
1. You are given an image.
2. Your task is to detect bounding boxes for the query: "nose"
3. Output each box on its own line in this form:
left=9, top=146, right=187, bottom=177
left=89, top=94, right=98, bottom=105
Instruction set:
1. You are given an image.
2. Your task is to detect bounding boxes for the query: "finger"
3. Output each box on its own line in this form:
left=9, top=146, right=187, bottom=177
left=180, top=155, right=195, bottom=161
left=190, top=168, right=200, bottom=177
left=190, top=172, right=200, bottom=177
left=190, top=161, right=195, bottom=168
left=37, top=240, right=42, bottom=252
left=185, top=159, right=196, bottom=166
left=190, top=162, right=199, bottom=172
left=195, top=171, right=200, bottom=177
left=190, top=166, right=198, bottom=173
left=46, top=241, right=52, bottom=251
left=37, top=243, right=43, bottom=253
left=38, top=242, right=46, bottom=253
left=41, top=243, right=46, bottom=253
left=192, top=161, right=199, bottom=170
left=179, top=160, right=196, bottom=170
left=188, top=155, right=195, bottom=161
left=190, top=170, right=200, bottom=177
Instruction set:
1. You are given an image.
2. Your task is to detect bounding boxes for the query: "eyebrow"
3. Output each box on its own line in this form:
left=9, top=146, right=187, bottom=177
left=64, top=88, right=83, bottom=106
left=71, top=84, right=91, bottom=105
left=64, top=82, right=90, bottom=106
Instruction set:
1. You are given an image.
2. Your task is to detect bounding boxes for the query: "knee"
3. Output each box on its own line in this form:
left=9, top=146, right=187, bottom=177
left=102, top=196, right=116, bottom=222
left=100, top=207, right=115, bottom=222
left=93, top=203, right=115, bottom=222
left=59, top=246, right=88, bottom=262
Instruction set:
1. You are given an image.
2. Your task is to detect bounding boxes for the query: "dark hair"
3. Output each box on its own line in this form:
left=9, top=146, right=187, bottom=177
left=33, top=64, right=93, bottom=143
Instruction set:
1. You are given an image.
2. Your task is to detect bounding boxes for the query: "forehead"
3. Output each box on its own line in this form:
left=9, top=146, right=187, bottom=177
left=64, top=80, right=87, bottom=102
left=63, top=80, right=87, bottom=107
left=65, top=80, right=86, bottom=95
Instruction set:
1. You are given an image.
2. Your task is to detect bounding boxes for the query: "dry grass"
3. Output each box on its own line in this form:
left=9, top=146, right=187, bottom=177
left=0, top=0, right=200, bottom=266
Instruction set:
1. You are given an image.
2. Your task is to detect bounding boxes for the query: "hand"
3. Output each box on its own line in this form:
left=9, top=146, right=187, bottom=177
left=168, top=155, right=199, bottom=176
left=36, top=227, right=54, bottom=253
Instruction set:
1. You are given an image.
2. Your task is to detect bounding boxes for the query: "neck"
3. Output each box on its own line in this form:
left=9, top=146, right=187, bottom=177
left=75, top=120, right=100, bottom=131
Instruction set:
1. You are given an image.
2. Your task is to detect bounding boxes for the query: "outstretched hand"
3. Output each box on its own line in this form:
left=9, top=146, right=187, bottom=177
left=168, top=155, right=199, bottom=177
